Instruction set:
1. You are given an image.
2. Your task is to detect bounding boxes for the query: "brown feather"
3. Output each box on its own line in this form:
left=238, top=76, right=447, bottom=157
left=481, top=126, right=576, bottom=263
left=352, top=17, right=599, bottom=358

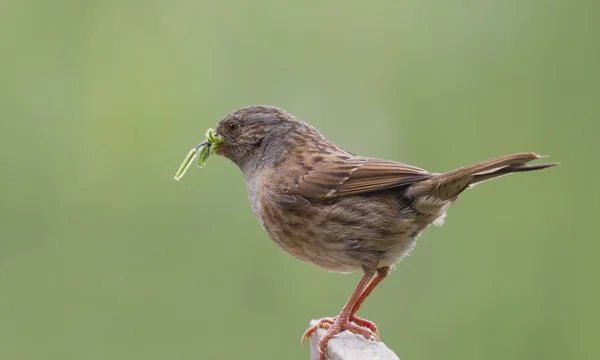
left=287, top=156, right=431, bottom=200
left=407, top=152, right=556, bottom=200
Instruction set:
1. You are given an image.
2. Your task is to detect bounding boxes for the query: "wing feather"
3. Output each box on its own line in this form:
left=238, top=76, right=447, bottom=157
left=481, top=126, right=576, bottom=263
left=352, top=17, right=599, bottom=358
left=287, top=155, right=432, bottom=200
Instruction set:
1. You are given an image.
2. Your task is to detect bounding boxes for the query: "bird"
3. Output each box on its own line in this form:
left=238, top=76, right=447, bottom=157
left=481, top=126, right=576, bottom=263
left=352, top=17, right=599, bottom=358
left=183, top=105, right=555, bottom=359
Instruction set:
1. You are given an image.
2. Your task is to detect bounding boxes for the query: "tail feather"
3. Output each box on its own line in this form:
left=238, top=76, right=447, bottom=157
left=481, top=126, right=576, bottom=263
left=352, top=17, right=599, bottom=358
left=441, top=152, right=541, bottom=180
left=471, top=161, right=557, bottom=185
left=408, top=152, right=557, bottom=201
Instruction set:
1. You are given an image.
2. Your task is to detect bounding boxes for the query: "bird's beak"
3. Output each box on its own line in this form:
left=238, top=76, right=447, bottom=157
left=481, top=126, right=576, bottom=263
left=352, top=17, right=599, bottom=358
left=212, top=133, right=222, bottom=146
left=204, top=129, right=224, bottom=154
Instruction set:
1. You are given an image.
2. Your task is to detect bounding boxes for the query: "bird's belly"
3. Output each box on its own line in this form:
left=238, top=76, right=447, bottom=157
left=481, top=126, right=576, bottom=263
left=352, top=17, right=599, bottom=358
left=377, top=235, right=418, bottom=267
left=257, top=196, right=436, bottom=273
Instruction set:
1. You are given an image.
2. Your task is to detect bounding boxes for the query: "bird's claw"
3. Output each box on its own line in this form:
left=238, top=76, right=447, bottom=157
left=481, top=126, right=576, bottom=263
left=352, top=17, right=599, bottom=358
left=348, top=315, right=379, bottom=335
left=301, top=316, right=380, bottom=359
left=301, top=317, right=336, bottom=347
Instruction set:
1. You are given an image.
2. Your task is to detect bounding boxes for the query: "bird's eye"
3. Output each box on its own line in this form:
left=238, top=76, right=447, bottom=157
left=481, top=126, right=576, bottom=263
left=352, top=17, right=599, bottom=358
left=228, top=122, right=239, bottom=133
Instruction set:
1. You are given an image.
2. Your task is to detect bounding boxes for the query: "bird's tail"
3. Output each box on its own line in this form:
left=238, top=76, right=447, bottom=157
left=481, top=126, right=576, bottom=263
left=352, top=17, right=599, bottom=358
left=407, top=152, right=557, bottom=206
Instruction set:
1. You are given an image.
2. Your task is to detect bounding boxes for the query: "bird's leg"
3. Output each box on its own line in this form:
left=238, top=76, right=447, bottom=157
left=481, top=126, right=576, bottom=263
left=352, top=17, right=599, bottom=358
left=347, top=266, right=392, bottom=334
left=302, top=271, right=379, bottom=359
left=303, top=266, right=392, bottom=338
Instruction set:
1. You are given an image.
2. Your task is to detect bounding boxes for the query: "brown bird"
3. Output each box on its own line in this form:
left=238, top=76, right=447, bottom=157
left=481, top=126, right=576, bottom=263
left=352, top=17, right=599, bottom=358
left=199, top=105, right=555, bottom=359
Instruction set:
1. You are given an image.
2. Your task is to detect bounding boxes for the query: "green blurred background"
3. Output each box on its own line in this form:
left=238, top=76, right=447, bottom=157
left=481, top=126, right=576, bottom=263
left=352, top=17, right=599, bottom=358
left=1, top=0, right=598, bottom=359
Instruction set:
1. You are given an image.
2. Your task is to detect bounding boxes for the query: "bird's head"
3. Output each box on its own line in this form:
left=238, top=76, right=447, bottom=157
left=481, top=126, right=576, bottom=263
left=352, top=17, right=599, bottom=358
left=213, top=105, right=320, bottom=172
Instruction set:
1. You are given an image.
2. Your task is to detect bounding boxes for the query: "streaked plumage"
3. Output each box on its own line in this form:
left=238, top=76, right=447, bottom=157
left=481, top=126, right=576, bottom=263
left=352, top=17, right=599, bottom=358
left=208, top=105, right=555, bottom=358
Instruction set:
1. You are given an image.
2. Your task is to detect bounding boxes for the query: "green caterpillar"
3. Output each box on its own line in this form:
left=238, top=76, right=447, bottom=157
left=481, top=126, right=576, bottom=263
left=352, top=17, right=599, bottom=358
left=174, top=128, right=224, bottom=181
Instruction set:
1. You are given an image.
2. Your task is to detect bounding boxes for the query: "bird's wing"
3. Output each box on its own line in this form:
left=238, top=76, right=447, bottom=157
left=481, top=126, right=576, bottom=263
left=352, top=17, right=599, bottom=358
left=266, top=154, right=432, bottom=208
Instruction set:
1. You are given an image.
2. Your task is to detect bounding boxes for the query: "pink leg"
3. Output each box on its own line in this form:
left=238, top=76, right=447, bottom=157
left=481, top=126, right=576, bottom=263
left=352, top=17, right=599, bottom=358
left=349, top=266, right=392, bottom=331
left=304, top=266, right=392, bottom=341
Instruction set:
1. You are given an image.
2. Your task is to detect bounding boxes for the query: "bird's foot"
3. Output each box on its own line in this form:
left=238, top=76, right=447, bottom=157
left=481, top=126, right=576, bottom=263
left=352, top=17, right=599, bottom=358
left=348, top=315, right=379, bottom=335
left=302, top=315, right=379, bottom=340
left=302, top=316, right=380, bottom=359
